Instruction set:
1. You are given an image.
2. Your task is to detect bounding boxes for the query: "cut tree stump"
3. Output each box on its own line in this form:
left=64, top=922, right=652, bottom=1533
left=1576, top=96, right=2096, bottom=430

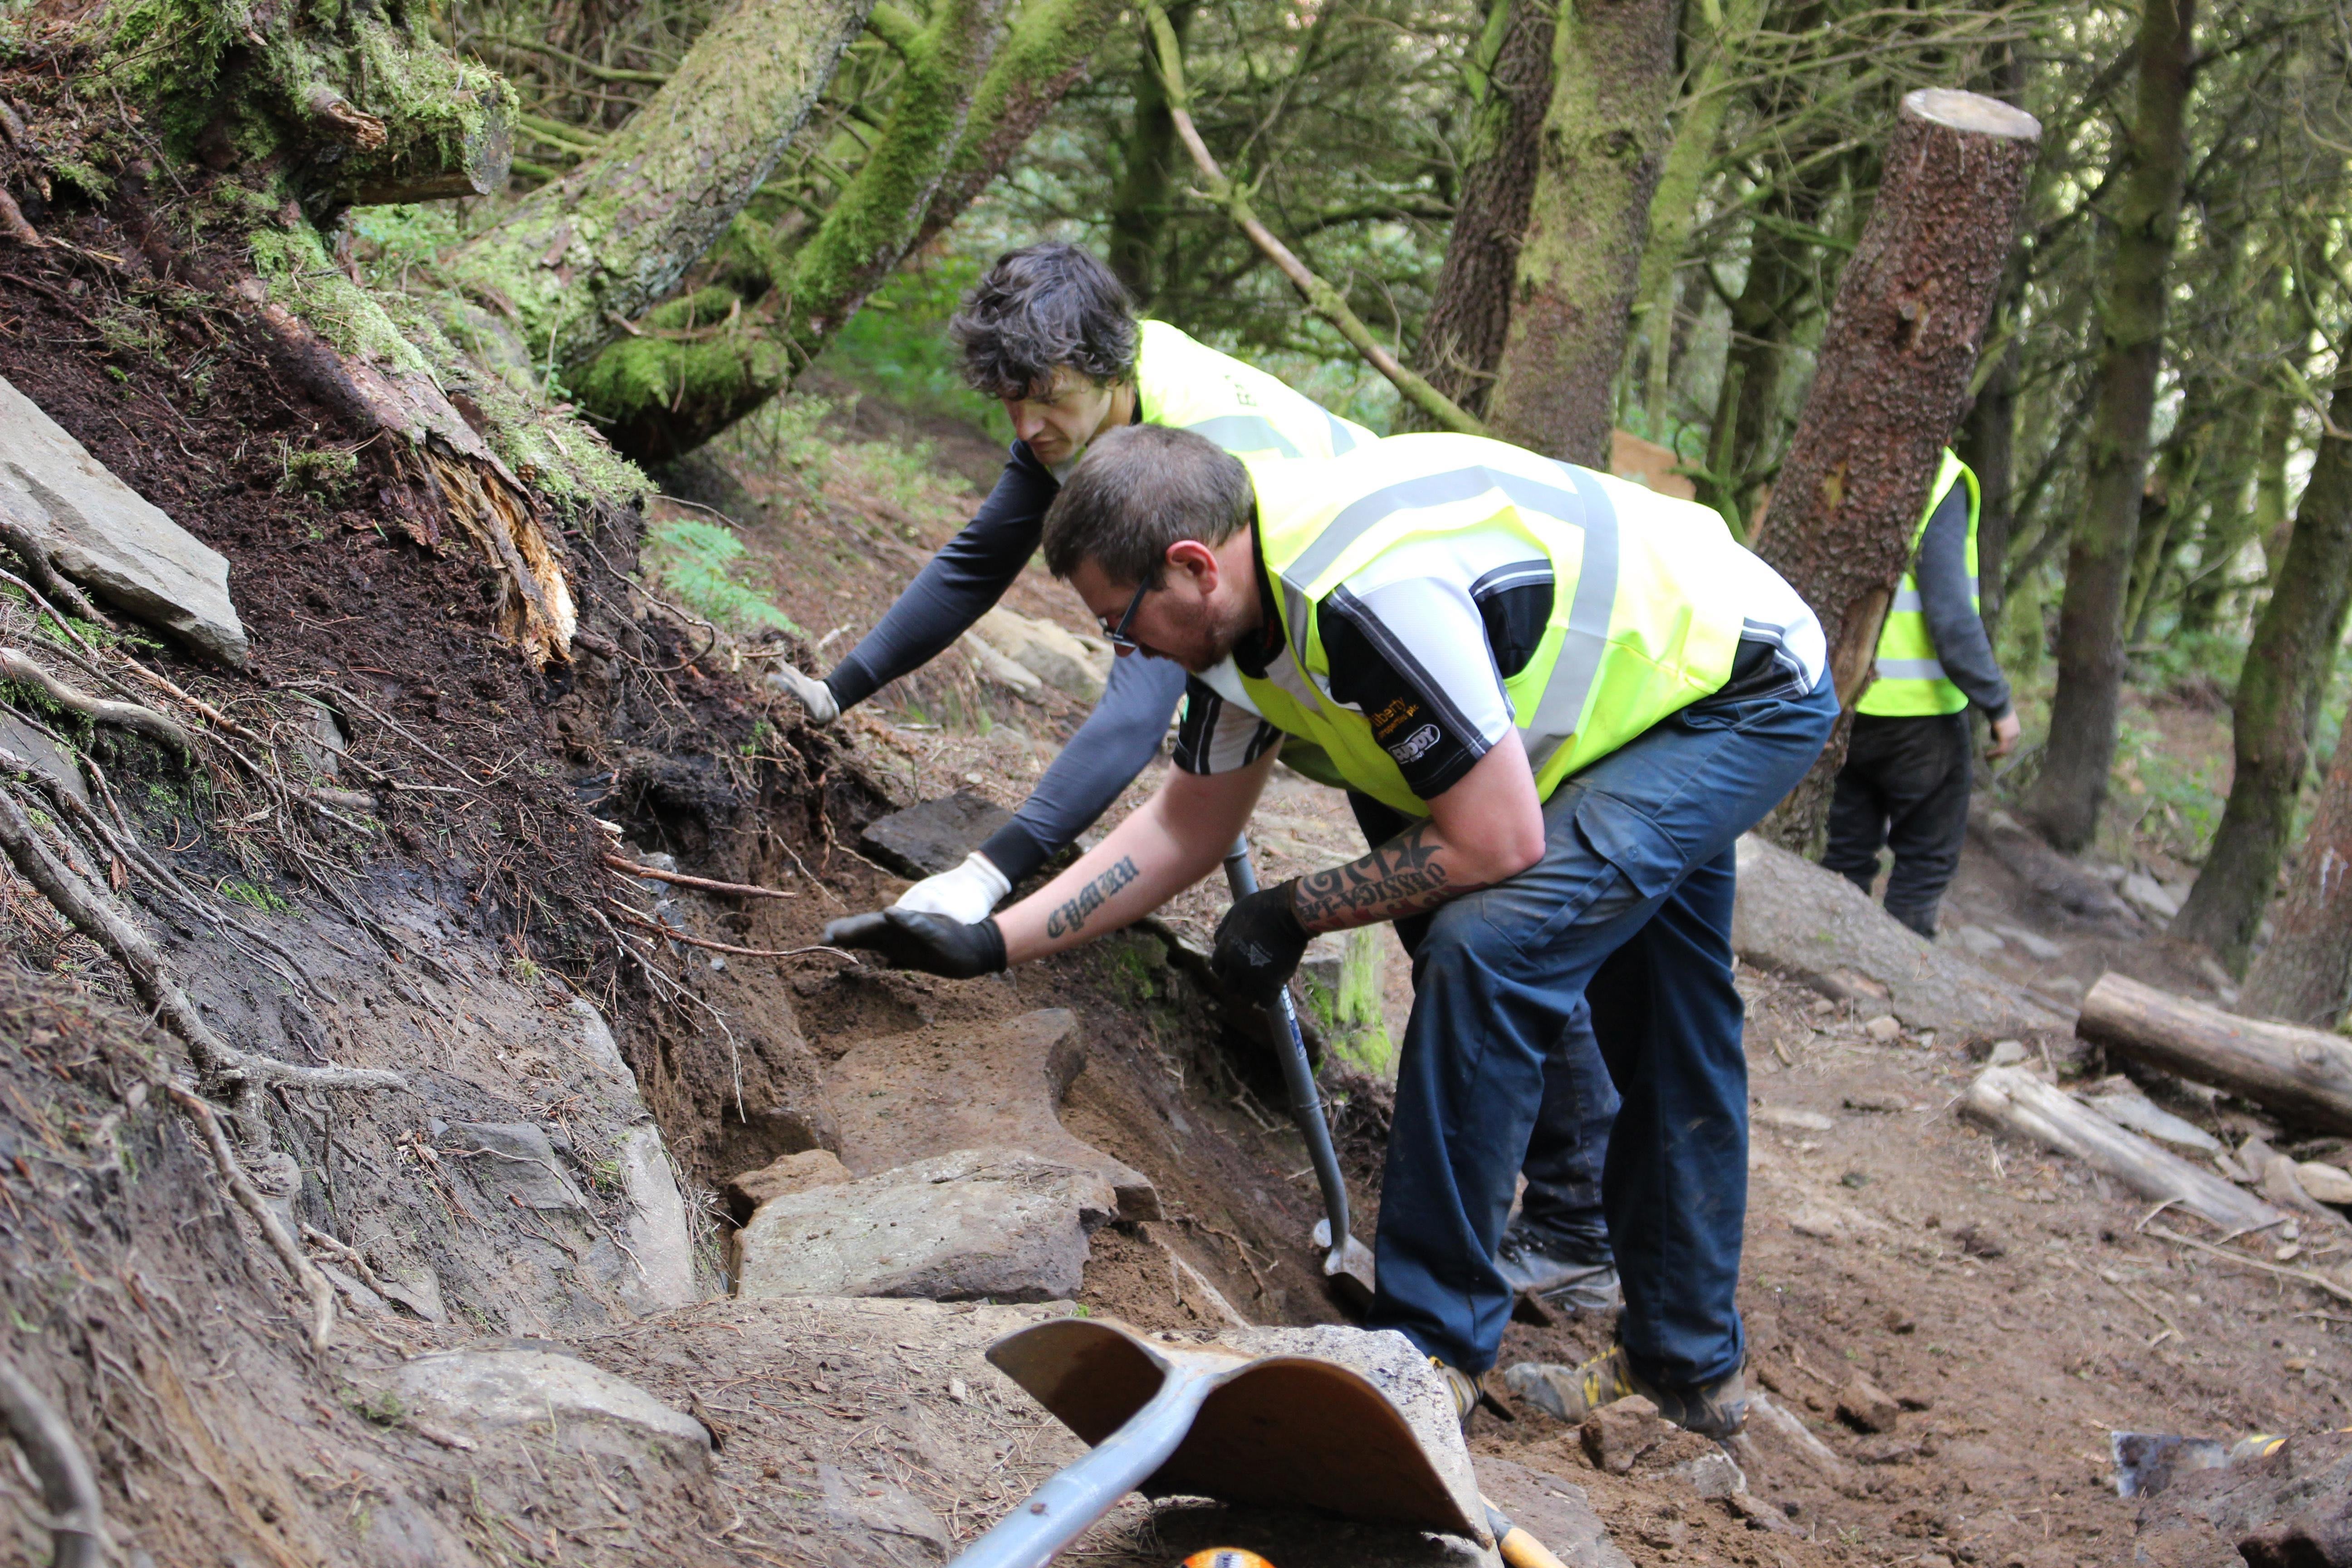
left=1751, top=88, right=2041, bottom=850
left=2076, top=972, right=2352, bottom=1136
left=1960, top=1064, right=2285, bottom=1232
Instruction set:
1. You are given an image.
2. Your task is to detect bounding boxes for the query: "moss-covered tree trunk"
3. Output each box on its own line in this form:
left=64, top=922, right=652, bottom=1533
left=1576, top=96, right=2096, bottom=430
left=574, top=0, right=1119, bottom=461
left=2023, top=0, right=2196, bottom=853
left=442, top=0, right=875, bottom=379
left=1751, top=90, right=2040, bottom=853
left=1408, top=0, right=1554, bottom=423
left=1481, top=0, right=1682, bottom=467
left=2242, top=714, right=2352, bottom=1030
left=1106, top=1, right=1193, bottom=304
left=1632, top=0, right=1769, bottom=425
left=2174, top=368, right=2352, bottom=974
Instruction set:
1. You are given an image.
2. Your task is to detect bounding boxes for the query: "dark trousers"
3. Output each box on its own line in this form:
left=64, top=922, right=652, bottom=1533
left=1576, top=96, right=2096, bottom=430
left=1366, top=674, right=1839, bottom=1386
left=1349, top=798, right=1617, bottom=1265
left=1821, top=711, right=1973, bottom=939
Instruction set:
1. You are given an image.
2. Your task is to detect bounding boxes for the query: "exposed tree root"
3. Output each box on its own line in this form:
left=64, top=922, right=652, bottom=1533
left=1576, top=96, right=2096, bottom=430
left=601, top=852, right=798, bottom=899
left=0, top=776, right=405, bottom=1115
left=0, top=188, right=42, bottom=249
left=167, top=1082, right=340, bottom=1351
left=0, top=647, right=192, bottom=757
left=0, top=530, right=107, bottom=627
left=0, top=1362, right=104, bottom=1568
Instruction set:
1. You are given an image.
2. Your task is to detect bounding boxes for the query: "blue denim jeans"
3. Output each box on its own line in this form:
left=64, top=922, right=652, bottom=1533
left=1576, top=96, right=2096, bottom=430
left=1350, top=794, right=1618, bottom=1265
left=1367, top=669, right=1838, bottom=1388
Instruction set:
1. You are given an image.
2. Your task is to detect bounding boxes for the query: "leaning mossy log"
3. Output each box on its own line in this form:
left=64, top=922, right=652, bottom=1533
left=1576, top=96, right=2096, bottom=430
left=91, top=0, right=512, bottom=207
left=576, top=0, right=1120, bottom=461
left=441, top=0, right=876, bottom=384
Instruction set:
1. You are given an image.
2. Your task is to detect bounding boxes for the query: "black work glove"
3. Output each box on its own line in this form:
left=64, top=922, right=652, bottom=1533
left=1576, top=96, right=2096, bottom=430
left=1211, top=879, right=1311, bottom=1006
left=822, top=908, right=1007, bottom=978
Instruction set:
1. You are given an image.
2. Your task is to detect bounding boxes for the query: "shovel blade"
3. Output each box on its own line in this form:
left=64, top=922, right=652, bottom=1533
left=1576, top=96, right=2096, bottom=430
left=987, top=1317, right=1482, bottom=1540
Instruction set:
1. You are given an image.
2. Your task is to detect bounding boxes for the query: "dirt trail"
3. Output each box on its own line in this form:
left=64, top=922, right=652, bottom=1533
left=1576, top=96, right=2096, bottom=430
left=1, top=221, right=2349, bottom=1568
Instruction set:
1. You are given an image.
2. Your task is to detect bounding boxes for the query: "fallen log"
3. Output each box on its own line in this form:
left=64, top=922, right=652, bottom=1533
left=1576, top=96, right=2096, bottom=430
left=1960, top=1064, right=2285, bottom=1232
left=2076, top=972, right=2352, bottom=1136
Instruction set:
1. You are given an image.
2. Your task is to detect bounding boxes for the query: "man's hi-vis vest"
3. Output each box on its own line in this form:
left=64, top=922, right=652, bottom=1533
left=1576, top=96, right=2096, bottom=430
left=1132, top=320, right=1375, bottom=464
left=1856, top=451, right=1979, bottom=719
left=1233, top=434, right=1753, bottom=818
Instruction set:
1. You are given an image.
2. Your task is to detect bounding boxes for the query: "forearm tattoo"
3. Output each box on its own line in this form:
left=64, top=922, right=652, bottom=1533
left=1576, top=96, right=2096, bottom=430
left=1292, top=823, right=1483, bottom=929
left=1046, top=856, right=1140, bottom=938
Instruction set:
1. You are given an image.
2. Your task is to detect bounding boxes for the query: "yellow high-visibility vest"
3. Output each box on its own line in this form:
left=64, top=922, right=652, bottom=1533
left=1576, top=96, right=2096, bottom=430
left=1133, top=320, right=1374, bottom=464
left=1856, top=451, right=1979, bottom=718
left=1230, top=434, right=1754, bottom=816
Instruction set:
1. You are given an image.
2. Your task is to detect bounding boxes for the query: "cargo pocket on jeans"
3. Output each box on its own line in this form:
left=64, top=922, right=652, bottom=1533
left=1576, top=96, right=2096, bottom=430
left=1548, top=791, right=1687, bottom=937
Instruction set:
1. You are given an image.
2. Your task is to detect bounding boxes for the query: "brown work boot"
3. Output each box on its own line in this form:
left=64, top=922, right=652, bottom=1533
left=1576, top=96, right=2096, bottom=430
left=1430, top=1356, right=1481, bottom=1433
left=1502, top=1345, right=1747, bottom=1439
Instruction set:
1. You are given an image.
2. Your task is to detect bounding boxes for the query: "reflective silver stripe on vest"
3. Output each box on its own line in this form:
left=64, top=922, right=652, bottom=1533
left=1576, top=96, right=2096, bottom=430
left=1876, top=657, right=1949, bottom=681
left=1323, top=409, right=1362, bottom=454
left=1889, top=575, right=1978, bottom=616
left=1182, top=414, right=1303, bottom=460
left=1281, top=463, right=1622, bottom=768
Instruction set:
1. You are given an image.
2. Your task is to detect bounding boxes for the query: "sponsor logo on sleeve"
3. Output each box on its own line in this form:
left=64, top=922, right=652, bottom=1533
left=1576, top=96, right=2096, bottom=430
left=1387, top=723, right=1441, bottom=764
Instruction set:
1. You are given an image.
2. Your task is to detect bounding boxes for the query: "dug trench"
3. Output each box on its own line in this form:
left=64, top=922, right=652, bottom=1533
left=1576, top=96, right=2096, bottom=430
left=4, top=235, right=2352, bottom=1568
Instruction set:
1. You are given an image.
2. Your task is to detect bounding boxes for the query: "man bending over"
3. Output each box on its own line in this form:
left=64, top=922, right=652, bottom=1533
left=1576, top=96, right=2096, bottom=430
left=824, top=425, right=1838, bottom=1435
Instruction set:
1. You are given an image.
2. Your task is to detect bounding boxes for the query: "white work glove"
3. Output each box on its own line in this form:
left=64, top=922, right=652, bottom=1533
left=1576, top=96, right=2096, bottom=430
left=894, top=851, right=1012, bottom=925
left=767, top=663, right=839, bottom=726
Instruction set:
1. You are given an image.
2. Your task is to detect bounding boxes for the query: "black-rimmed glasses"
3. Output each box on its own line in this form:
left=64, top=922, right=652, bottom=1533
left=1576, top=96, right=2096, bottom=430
left=1102, top=578, right=1155, bottom=655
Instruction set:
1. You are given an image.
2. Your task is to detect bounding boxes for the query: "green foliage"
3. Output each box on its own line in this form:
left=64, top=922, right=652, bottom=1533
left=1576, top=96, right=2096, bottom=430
left=274, top=440, right=360, bottom=499
left=641, top=518, right=802, bottom=637
left=813, top=256, right=1006, bottom=438
left=220, top=878, right=293, bottom=914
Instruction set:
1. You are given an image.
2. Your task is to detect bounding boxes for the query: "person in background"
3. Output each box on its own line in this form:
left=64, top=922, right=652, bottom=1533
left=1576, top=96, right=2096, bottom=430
left=1820, top=451, right=2022, bottom=939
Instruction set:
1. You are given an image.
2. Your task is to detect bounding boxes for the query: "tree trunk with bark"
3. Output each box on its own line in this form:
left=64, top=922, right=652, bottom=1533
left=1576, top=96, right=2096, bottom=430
left=1962, top=332, right=2020, bottom=646
left=441, top=0, right=876, bottom=379
left=1750, top=90, right=2040, bottom=852
left=1481, top=0, right=1683, bottom=468
left=2078, top=973, right=2352, bottom=1135
left=2023, top=0, right=2196, bottom=853
left=2244, top=712, right=2352, bottom=1030
left=1105, top=1, right=1193, bottom=304
left=1408, top=0, right=1554, bottom=423
left=1630, top=0, right=1769, bottom=426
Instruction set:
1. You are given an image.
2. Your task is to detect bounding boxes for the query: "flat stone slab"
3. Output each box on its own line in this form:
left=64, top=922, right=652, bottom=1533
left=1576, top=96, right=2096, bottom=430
left=1732, top=833, right=2066, bottom=1044
left=0, top=374, right=248, bottom=665
left=735, top=1147, right=1115, bottom=1302
left=826, top=1008, right=1157, bottom=1220
left=1476, top=1456, right=1633, bottom=1568
left=387, top=1348, right=709, bottom=1472
left=859, top=791, right=1016, bottom=879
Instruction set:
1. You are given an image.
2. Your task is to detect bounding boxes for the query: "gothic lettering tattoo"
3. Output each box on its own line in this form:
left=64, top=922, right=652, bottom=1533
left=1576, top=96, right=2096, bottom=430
left=1291, top=824, right=1484, bottom=929
left=1047, top=856, right=1141, bottom=938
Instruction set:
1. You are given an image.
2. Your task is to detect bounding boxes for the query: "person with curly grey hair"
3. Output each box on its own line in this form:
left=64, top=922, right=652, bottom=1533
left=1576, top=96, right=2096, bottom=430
left=768, top=242, right=1371, bottom=919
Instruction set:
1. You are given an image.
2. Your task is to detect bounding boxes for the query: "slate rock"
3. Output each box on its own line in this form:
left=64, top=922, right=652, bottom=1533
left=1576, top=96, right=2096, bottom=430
left=1754, top=1104, right=1834, bottom=1133
left=2296, top=1161, right=2352, bottom=1206
left=813, top=1461, right=952, bottom=1568
left=859, top=792, right=1018, bottom=879
left=1666, top=1446, right=1748, bottom=1497
left=0, top=712, right=87, bottom=805
left=2122, top=872, right=2182, bottom=921
left=0, top=375, right=249, bottom=665
left=1994, top=923, right=2065, bottom=961
left=734, top=1147, right=1115, bottom=1302
left=1954, top=924, right=2006, bottom=956
left=1581, top=1395, right=1671, bottom=1474
left=1732, top=834, right=2063, bottom=1043
left=616, top=1124, right=698, bottom=1310
left=727, top=1148, right=854, bottom=1216
left=1836, top=1375, right=1901, bottom=1433
left=825, top=1008, right=1157, bottom=1220
left=387, top=1348, right=710, bottom=1471
left=973, top=608, right=1108, bottom=701
left=443, top=1121, right=588, bottom=1213
left=1476, top=1455, right=1634, bottom=1568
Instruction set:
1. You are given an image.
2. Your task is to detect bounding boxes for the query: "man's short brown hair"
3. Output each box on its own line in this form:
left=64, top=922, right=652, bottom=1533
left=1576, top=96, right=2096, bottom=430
left=1042, top=425, right=1254, bottom=587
